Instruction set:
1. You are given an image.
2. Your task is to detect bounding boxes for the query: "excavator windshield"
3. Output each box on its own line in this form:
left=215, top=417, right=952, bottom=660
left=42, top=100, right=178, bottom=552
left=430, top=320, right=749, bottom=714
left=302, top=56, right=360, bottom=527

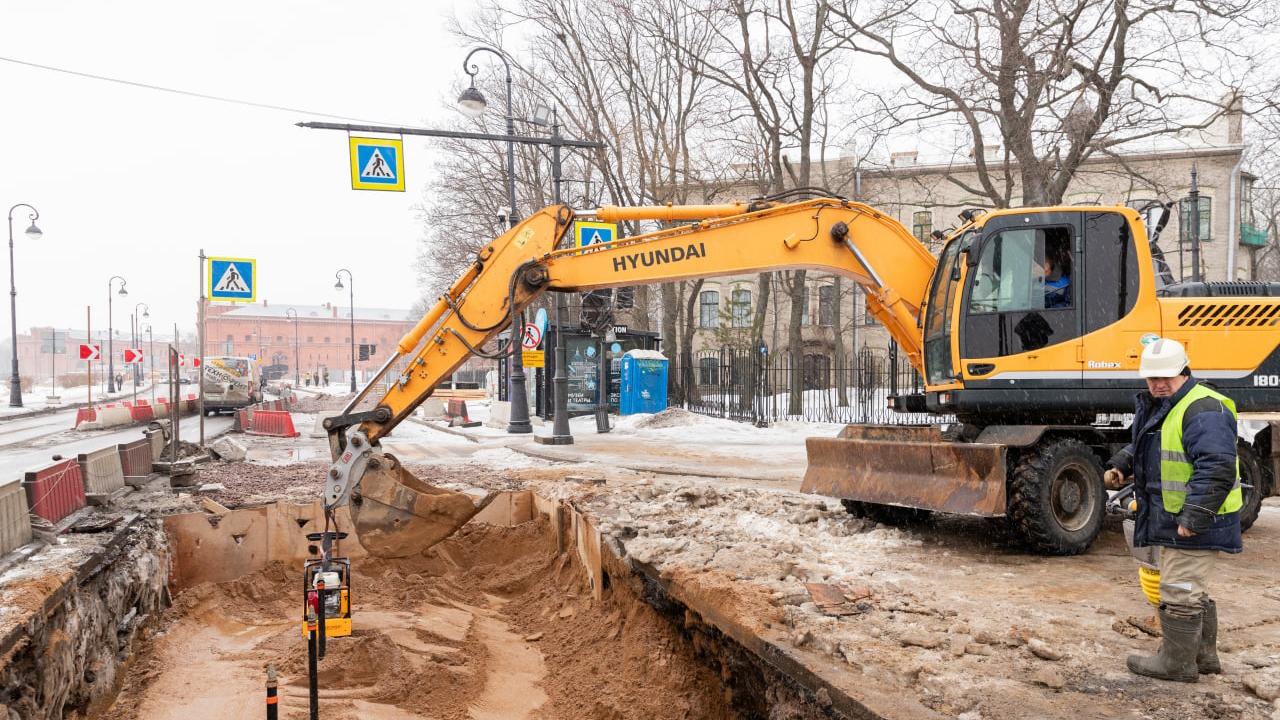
left=923, top=230, right=973, bottom=385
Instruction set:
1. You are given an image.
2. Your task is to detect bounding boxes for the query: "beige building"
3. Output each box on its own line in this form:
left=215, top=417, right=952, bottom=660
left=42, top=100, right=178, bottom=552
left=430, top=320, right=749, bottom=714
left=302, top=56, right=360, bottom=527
left=690, top=108, right=1265, bottom=367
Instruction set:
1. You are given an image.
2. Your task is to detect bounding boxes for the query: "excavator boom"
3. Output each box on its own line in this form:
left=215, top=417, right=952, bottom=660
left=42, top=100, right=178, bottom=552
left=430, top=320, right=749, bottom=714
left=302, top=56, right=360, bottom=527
left=323, top=197, right=940, bottom=555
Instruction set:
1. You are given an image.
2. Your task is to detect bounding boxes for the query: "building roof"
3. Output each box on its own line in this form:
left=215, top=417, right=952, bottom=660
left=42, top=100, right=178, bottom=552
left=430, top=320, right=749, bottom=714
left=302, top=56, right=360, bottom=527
left=215, top=303, right=415, bottom=322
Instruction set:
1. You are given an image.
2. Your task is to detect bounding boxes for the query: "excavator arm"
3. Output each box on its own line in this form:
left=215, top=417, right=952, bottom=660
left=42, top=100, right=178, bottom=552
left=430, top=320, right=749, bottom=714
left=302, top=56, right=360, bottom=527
left=322, top=197, right=939, bottom=556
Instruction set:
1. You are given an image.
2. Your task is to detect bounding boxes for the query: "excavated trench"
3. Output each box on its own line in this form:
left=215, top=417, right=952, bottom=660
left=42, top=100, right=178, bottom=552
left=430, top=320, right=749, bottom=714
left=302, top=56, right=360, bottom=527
left=66, top=501, right=841, bottom=720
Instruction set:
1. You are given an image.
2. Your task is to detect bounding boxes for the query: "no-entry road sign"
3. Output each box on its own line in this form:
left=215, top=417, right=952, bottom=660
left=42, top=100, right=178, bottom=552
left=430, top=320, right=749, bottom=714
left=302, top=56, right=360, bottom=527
left=521, top=323, right=542, bottom=350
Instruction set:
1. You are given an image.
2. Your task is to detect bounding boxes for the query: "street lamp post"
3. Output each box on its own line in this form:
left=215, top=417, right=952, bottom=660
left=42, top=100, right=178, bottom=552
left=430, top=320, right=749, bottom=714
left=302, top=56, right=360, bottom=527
left=285, top=308, right=300, bottom=386
left=144, top=323, right=154, bottom=403
left=7, top=204, right=42, bottom=407
left=107, top=276, right=127, bottom=393
left=334, top=269, right=356, bottom=393
left=459, top=44, right=532, bottom=434
left=133, top=303, right=149, bottom=389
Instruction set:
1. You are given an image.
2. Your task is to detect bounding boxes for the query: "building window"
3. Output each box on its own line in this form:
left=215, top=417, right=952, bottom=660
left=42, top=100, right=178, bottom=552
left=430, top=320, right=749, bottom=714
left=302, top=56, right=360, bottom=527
left=244, top=334, right=252, bottom=342
left=307, top=336, right=314, bottom=343
left=800, top=286, right=810, bottom=326
left=276, top=335, right=283, bottom=342
left=862, top=289, right=878, bottom=326
left=1180, top=196, right=1212, bottom=243
left=324, top=337, right=331, bottom=343
left=344, top=336, right=350, bottom=343
left=818, top=285, right=835, bottom=326
left=226, top=334, right=233, bottom=343
left=698, top=356, right=719, bottom=385
left=912, top=211, right=932, bottom=243
left=699, top=291, right=719, bottom=328
left=730, top=289, right=752, bottom=328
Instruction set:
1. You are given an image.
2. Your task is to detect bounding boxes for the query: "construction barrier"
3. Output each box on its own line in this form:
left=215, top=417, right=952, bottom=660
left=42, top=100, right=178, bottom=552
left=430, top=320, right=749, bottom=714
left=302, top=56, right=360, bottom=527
left=117, top=438, right=153, bottom=487
left=153, top=397, right=170, bottom=418
left=245, top=410, right=300, bottom=438
left=74, top=407, right=97, bottom=426
left=23, top=459, right=86, bottom=525
left=129, top=402, right=155, bottom=423
left=445, top=399, right=482, bottom=428
left=0, top=481, right=32, bottom=556
left=77, top=447, right=126, bottom=505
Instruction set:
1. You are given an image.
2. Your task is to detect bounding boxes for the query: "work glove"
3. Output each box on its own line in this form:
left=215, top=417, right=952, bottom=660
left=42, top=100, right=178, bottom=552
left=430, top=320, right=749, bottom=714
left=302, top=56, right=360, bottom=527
left=1103, top=467, right=1128, bottom=490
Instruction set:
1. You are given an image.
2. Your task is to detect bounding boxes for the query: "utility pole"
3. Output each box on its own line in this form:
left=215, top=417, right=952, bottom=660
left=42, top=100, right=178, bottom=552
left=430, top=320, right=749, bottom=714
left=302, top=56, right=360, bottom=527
left=1190, top=164, right=1203, bottom=284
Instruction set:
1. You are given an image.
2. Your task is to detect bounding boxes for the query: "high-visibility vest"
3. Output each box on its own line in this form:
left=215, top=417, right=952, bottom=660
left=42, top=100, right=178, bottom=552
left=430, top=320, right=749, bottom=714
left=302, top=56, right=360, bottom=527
left=1159, top=383, right=1243, bottom=515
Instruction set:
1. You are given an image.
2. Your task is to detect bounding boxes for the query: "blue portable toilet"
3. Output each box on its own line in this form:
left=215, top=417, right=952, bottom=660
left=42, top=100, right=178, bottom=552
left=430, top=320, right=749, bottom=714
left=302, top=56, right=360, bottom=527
left=620, top=349, right=668, bottom=415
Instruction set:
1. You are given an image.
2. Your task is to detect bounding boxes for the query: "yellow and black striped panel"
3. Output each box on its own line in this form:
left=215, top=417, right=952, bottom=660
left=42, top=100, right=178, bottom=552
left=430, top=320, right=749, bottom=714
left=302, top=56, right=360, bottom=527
left=1174, top=301, right=1280, bottom=328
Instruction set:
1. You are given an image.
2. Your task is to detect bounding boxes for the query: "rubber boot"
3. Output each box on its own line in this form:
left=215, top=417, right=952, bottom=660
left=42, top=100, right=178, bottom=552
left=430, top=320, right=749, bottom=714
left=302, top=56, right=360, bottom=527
left=1126, top=606, right=1201, bottom=683
left=1197, top=598, right=1221, bottom=675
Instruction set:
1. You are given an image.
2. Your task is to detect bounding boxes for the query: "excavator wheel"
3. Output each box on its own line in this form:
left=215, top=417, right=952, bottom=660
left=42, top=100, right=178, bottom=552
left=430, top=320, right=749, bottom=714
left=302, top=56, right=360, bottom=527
left=1238, top=440, right=1264, bottom=532
left=1007, top=438, right=1106, bottom=556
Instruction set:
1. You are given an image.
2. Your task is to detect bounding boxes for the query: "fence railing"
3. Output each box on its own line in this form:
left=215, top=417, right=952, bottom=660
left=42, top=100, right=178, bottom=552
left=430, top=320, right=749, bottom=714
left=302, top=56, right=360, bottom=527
left=673, top=344, right=952, bottom=426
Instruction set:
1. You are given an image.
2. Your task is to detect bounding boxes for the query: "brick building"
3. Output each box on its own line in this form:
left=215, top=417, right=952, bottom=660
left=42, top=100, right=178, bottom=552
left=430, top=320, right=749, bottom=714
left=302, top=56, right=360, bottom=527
left=203, top=301, right=416, bottom=384
left=2, top=326, right=192, bottom=388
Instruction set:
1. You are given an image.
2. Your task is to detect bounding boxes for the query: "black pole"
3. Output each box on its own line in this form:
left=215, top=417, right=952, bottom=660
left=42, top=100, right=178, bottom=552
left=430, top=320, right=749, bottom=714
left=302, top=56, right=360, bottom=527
left=265, top=664, right=278, bottom=720
left=348, top=282, right=355, bottom=393
left=287, top=309, right=299, bottom=387
left=594, top=335, right=610, bottom=433
left=1190, top=164, right=1203, bottom=284
left=539, top=108, right=574, bottom=445
left=307, top=624, right=319, bottom=720
left=6, top=205, right=33, bottom=409
left=107, top=279, right=117, bottom=393
left=316, top=577, right=327, bottom=659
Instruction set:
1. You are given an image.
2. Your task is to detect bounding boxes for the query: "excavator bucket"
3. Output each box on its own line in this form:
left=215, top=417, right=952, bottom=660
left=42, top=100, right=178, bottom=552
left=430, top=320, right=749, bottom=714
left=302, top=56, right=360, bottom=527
left=348, top=452, right=496, bottom=557
left=802, top=425, right=1008, bottom=516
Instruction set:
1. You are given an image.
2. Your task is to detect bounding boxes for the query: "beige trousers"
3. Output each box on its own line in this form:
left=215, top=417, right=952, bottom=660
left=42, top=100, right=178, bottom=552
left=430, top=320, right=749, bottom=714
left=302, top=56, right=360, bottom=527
left=1159, top=546, right=1218, bottom=617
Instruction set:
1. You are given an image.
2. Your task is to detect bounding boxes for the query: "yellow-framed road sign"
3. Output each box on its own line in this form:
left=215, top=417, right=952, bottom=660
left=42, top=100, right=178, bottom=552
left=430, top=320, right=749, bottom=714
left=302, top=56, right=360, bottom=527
left=349, top=136, right=405, bottom=192
left=575, top=220, right=617, bottom=248
left=208, top=256, right=257, bottom=303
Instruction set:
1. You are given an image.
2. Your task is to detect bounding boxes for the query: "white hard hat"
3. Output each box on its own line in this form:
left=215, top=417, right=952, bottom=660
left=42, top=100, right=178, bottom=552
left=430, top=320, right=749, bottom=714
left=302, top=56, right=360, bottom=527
left=1139, top=338, right=1188, bottom=378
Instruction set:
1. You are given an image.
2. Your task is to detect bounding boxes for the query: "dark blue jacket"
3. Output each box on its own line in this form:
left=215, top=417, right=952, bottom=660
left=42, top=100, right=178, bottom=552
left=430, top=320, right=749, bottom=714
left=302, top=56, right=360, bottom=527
left=1107, top=378, right=1242, bottom=553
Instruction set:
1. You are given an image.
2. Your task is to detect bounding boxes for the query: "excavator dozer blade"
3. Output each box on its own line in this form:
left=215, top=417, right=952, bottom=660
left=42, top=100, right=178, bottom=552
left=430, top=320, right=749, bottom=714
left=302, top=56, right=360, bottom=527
left=802, top=425, right=1007, bottom=516
left=349, top=452, right=497, bottom=557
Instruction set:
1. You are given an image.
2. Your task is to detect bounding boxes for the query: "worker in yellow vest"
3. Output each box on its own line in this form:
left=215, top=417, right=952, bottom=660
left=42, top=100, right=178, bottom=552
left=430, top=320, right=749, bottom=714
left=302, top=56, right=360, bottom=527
left=1104, top=337, right=1242, bottom=682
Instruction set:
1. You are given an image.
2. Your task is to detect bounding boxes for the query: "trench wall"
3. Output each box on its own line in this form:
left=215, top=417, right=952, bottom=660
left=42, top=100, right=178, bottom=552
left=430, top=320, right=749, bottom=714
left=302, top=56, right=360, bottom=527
left=0, top=521, right=169, bottom=720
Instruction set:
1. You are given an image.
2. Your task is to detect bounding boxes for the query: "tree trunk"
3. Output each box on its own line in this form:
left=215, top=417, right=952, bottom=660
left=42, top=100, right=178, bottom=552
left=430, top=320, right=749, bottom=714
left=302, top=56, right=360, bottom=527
left=680, top=279, right=705, bottom=409
left=786, top=270, right=807, bottom=416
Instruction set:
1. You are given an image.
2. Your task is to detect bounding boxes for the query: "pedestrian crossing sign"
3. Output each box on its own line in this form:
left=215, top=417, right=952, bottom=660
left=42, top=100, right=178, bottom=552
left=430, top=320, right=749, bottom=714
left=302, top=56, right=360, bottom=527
left=575, top=220, right=617, bottom=248
left=208, top=256, right=257, bottom=303
left=349, top=136, right=405, bottom=192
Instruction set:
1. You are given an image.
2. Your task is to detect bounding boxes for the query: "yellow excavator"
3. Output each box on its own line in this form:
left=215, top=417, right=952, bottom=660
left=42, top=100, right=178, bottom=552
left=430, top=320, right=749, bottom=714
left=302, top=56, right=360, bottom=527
left=321, top=195, right=1278, bottom=557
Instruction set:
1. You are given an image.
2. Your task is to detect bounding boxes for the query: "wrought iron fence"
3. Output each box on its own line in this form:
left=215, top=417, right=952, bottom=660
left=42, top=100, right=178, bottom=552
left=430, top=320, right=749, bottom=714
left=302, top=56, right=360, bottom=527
left=674, top=344, right=951, bottom=425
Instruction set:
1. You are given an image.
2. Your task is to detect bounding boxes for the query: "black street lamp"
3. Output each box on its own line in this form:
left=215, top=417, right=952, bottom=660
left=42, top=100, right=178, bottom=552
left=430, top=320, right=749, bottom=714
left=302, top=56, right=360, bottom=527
left=285, top=307, right=300, bottom=387
left=107, top=276, right=127, bottom=393
left=132, top=302, right=149, bottom=388
left=7, top=203, right=42, bottom=407
left=334, top=269, right=356, bottom=393
left=459, top=45, right=532, bottom=434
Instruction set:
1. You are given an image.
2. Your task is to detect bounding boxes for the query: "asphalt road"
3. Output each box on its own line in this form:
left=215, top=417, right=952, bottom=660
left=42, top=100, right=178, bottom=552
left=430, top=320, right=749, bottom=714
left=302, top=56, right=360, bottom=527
left=0, top=407, right=233, bottom=483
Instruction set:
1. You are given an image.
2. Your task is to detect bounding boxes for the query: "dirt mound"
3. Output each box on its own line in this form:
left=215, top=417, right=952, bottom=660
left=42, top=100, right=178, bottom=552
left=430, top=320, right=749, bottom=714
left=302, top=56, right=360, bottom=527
left=631, top=407, right=707, bottom=429
left=100, top=518, right=739, bottom=720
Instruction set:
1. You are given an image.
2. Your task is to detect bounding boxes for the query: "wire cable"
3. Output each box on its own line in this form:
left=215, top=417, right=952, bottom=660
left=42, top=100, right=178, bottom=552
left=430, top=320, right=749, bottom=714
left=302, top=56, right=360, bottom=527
left=0, top=55, right=412, bottom=126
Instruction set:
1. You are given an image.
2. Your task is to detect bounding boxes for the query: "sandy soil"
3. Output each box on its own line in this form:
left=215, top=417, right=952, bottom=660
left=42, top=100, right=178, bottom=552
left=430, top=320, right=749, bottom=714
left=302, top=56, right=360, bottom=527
left=99, top=519, right=737, bottom=720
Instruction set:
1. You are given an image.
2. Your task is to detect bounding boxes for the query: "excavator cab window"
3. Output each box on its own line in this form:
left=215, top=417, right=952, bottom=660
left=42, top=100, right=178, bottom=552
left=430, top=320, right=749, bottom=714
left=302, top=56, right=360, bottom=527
left=923, top=230, right=974, bottom=384
left=963, top=223, right=1080, bottom=357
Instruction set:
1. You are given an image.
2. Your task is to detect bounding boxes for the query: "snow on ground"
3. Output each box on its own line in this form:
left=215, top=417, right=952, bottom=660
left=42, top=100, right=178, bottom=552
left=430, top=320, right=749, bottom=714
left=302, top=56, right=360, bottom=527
left=0, top=382, right=157, bottom=417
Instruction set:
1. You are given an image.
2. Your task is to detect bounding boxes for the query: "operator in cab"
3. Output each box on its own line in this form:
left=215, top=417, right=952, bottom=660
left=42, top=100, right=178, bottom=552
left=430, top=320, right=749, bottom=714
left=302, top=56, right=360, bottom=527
left=1103, top=338, right=1242, bottom=683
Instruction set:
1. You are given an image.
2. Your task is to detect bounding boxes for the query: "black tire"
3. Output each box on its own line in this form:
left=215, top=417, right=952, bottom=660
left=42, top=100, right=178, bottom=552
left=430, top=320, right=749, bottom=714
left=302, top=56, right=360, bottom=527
left=1238, top=440, right=1264, bottom=532
left=1008, top=438, right=1106, bottom=555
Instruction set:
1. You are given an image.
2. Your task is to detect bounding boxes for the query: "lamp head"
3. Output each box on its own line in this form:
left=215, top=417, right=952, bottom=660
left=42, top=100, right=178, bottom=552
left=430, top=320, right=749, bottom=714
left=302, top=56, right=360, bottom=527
left=24, top=222, right=42, bottom=241
left=334, top=279, right=344, bottom=291
left=531, top=103, right=554, bottom=127
left=117, top=284, right=128, bottom=297
left=457, top=85, right=487, bottom=118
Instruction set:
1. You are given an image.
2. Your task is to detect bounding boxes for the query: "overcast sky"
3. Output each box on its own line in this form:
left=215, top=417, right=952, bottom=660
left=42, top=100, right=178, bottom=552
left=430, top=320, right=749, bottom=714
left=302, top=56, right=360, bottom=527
left=0, top=0, right=486, bottom=340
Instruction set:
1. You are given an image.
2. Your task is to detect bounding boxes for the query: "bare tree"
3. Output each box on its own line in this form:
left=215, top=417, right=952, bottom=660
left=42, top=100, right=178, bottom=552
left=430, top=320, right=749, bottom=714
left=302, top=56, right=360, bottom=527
left=830, top=0, right=1273, bottom=207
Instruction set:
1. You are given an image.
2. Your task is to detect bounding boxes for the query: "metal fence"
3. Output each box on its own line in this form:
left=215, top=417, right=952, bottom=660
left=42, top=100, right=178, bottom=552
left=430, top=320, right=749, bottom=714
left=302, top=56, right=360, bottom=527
left=674, top=344, right=951, bottom=425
